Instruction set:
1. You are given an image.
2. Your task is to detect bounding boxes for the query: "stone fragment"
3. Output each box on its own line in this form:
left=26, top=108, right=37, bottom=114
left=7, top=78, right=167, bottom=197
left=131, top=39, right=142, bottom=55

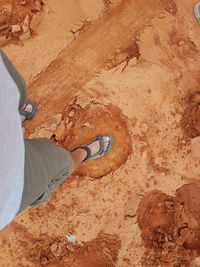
left=129, top=57, right=137, bottom=67
left=50, top=243, right=58, bottom=253
left=22, top=24, right=29, bottom=33
left=69, top=110, right=75, bottom=117
left=83, top=122, right=93, bottom=128
left=175, top=71, right=181, bottom=78
left=19, top=30, right=30, bottom=41
left=20, top=0, right=27, bottom=6
left=40, top=256, right=49, bottom=265
left=22, top=15, right=30, bottom=32
left=31, top=0, right=42, bottom=12
left=71, top=22, right=84, bottom=33
left=178, top=40, right=185, bottom=46
left=139, top=122, right=149, bottom=133
left=11, top=25, right=21, bottom=33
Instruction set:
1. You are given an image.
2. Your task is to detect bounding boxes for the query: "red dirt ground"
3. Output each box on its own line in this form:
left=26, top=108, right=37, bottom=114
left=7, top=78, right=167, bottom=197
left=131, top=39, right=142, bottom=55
left=1, top=0, right=200, bottom=266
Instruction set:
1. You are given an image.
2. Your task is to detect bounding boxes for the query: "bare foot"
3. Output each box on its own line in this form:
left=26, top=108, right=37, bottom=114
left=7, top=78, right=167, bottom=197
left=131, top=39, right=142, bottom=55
left=20, top=104, right=33, bottom=123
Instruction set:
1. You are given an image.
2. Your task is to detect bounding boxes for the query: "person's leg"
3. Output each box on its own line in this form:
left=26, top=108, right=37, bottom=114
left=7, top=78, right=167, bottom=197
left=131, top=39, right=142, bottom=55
left=18, top=135, right=112, bottom=214
left=0, top=49, right=27, bottom=111
left=18, top=138, right=74, bottom=213
left=0, top=49, right=34, bottom=122
left=0, top=49, right=113, bottom=214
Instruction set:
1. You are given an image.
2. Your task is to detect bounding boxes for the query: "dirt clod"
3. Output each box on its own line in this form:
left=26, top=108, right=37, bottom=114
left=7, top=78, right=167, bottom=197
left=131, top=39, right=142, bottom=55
left=137, top=183, right=200, bottom=265
left=181, top=92, right=200, bottom=138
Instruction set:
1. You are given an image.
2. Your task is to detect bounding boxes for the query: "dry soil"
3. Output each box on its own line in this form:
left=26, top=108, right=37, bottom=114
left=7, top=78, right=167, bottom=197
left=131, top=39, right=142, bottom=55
left=1, top=0, right=200, bottom=266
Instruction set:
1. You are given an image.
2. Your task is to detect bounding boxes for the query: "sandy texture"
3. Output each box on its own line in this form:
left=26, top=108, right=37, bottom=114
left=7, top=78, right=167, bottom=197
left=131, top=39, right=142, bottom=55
left=1, top=0, right=200, bottom=266
left=137, top=183, right=200, bottom=266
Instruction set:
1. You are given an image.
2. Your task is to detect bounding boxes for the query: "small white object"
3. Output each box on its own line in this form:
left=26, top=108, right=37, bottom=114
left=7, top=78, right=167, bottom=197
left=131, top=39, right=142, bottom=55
left=66, top=233, right=77, bottom=243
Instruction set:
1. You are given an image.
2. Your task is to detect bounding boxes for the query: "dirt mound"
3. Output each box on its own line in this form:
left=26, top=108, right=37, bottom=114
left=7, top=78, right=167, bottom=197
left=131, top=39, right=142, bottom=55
left=0, top=0, right=42, bottom=46
left=2, top=224, right=121, bottom=267
left=137, top=183, right=200, bottom=266
left=137, top=190, right=175, bottom=249
left=181, top=92, right=200, bottom=138
left=52, top=103, right=132, bottom=178
left=176, top=183, right=200, bottom=250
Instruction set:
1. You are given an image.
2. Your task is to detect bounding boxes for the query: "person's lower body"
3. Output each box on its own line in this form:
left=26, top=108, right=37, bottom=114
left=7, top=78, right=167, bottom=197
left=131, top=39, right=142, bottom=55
left=0, top=48, right=113, bottom=214
left=0, top=49, right=74, bottom=213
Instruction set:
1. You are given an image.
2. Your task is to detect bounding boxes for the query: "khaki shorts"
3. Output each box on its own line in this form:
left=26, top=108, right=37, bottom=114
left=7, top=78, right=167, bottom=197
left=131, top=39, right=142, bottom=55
left=0, top=49, right=73, bottom=214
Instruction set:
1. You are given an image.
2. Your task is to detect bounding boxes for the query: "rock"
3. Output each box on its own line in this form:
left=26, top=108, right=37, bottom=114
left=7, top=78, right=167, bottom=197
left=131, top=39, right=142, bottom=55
left=178, top=40, right=185, bottom=46
left=50, top=243, right=58, bottom=253
left=69, top=110, right=75, bottom=117
left=20, top=0, right=27, bottom=6
left=129, top=57, right=137, bottom=67
left=83, top=122, right=93, bottom=128
left=24, top=15, right=30, bottom=25
left=40, top=256, right=49, bottom=265
left=19, top=30, right=30, bottom=41
left=22, top=24, right=29, bottom=33
left=30, top=14, right=41, bottom=31
left=31, top=0, right=42, bottom=13
left=158, top=12, right=166, bottom=18
left=175, top=71, right=181, bottom=78
left=139, top=122, right=149, bottom=133
left=71, top=22, right=84, bottom=33
left=22, top=15, right=30, bottom=32
left=11, top=25, right=21, bottom=33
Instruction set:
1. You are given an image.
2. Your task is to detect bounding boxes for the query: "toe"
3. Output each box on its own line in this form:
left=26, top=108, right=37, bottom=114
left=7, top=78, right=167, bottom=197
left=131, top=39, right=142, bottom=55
left=25, top=104, right=33, bottom=112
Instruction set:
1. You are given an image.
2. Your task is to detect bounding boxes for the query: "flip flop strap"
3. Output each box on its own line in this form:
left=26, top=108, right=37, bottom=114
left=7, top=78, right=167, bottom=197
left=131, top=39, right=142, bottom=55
left=80, top=146, right=91, bottom=163
left=20, top=109, right=33, bottom=120
left=70, top=146, right=91, bottom=163
left=83, top=135, right=105, bottom=161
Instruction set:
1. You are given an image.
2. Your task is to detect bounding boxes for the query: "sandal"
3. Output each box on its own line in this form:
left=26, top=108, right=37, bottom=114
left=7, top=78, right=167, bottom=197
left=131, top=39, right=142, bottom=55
left=194, top=3, right=200, bottom=23
left=20, top=100, right=37, bottom=124
left=70, top=134, right=113, bottom=163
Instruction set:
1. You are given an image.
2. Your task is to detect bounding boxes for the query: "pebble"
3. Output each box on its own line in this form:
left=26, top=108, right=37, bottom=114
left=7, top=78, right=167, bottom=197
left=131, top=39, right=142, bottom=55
left=129, top=57, right=137, bottom=67
left=50, top=243, right=58, bottom=253
left=22, top=24, right=29, bottom=33
left=69, top=110, right=75, bottom=117
left=40, top=256, right=49, bottom=265
left=22, top=15, right=30, bottom=33
left=178, top=40, right=185, bottom=46
left=20, top=0, right=27, bottom=6
left=31, top=0, right=42, bottom=12
left=139, top=122, right=149, bottom=133
left=175, top=71, right=181, bottom=78
left=71, top=22, right=84, bottom=33
left=19, top=30, right=30, bottom=41
left=83, top=122, right=93, bottom=128
left=11, top=25, right=21, bottom=33
left=158, top=12, right=166, bottom=18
